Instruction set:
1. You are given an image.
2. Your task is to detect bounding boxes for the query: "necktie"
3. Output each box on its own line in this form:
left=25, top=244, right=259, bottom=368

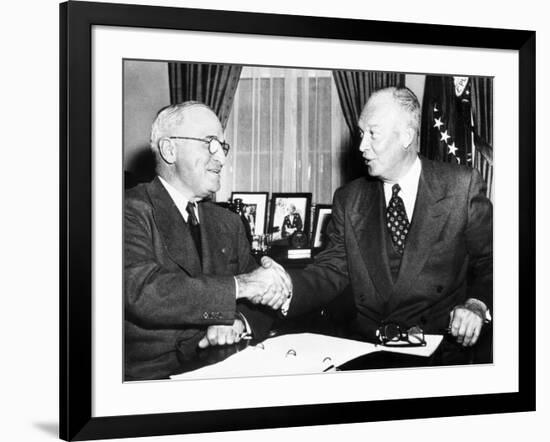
left=186, top=202, right=202, bottom=263
left=386, top=184, right=410, bottom=255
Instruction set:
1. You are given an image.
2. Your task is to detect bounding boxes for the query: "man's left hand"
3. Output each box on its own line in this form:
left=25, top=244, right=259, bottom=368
left=449, top=300, right=487, bottom=347
left=198, top=319, right=245, bottom=349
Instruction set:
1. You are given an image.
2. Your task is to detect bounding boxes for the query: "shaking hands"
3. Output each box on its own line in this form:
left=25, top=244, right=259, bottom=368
left=236, top=257, right=292, bottom=311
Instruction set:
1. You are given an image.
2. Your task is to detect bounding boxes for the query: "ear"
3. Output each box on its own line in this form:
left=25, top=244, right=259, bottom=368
left=158, top=138, right=176, bottom=164
left=401, top=126, right=416, bottom=150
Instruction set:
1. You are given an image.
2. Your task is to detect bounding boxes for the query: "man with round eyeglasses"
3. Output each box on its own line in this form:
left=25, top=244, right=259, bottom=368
left=124, top=102, right=289, bottom=380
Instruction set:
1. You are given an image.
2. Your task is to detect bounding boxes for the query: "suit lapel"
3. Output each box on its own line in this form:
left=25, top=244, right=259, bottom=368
left=350, top=179, right=394, bottom=297
left=146, top=178, right=202, bottom=276
left=393, top=159, right=452, bottom=294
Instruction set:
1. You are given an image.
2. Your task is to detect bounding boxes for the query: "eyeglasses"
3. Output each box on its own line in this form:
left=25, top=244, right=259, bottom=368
left=376, top=323, right=426, bottom=347
left=168, top=136, right=230, bottom=157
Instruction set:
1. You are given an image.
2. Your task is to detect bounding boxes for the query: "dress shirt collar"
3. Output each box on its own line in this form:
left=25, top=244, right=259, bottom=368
left=158, top=176, right=200, bottom=223
left=383, top=155, right=422, bottom=221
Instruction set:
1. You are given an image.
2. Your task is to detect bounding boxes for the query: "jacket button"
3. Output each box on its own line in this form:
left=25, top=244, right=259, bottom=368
left=436, top=285, right=443, bottom=293
left=420, top=316, right=427, bottom=324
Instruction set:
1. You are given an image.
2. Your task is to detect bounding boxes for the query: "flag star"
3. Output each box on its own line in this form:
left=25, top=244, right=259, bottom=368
left=433, top=105, right=439, bottom=113
left=433, top=117, right=444, bottom=129
left=447, top=142, right=458, bottom=156
left=440, top=130, right=451, bottom=143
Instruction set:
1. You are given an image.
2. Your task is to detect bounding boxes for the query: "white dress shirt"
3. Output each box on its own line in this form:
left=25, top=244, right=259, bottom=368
left=158, top=176, right=200, bottom=223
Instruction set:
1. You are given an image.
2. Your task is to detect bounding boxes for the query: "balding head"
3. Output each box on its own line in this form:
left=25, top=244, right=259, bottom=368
left=357, top=87, right=420, bottom=183
left=368, top=87, right=421, bottom=137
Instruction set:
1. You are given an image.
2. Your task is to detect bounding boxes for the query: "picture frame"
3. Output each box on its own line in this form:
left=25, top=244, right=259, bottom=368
left=231, top=191, right=269, bottom=236
left=268, top=193, right=312, bottom=242
left=312, top=204, right=333, bottom=249
left=60, top=1, right=535, bottom=440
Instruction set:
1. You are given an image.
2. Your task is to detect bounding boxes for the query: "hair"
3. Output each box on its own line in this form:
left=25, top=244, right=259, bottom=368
left=371, top=86, right=421, bottom=134
left=149, top=101, right=214, bottom=158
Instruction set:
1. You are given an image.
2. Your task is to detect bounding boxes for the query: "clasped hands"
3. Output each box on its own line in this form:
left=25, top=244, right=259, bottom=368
left=236, top=256, right=292, bottom=310
left=198, top=258, right=290, bottom=349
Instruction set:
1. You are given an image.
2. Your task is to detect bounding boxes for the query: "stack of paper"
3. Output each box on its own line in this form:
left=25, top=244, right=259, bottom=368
left=171, top=333, right=443, bottom=380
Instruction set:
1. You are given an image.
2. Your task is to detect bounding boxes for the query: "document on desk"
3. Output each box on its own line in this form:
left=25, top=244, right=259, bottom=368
left=171, top=333, right=443, bottom=380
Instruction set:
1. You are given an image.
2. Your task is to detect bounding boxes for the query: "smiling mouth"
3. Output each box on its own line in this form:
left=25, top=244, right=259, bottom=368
left=207, top=169, right=221, bottom=175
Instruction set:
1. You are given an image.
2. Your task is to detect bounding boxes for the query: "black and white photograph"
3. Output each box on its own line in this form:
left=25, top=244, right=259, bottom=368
left=312, top=205, right=333, bottom=249
left=57, top=2, right=538, bottom=440
left=230, top=191, right=269, bottom=236
left=268, top=193, right=312, bottom=241
left=123, top=58, right=494, bottom=383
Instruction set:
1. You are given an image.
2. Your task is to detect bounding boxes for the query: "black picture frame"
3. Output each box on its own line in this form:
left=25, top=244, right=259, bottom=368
left=268, top=193, right=313, bottom=242
left=60, top=1, right=535, bottom=440
left=312, top=204, right=333, bottom=250
left=230, top=191, right=269, bottom=236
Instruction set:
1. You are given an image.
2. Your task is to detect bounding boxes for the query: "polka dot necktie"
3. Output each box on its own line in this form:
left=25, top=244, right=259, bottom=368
left=386, top=184, right=409, bottom=255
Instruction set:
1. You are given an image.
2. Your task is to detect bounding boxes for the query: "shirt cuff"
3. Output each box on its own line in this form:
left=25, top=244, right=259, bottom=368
left=235, top=311, right=252, bottom=335
left=465, top=298, right=491, bottom=323
left=234, top=276, right=239, bottom=299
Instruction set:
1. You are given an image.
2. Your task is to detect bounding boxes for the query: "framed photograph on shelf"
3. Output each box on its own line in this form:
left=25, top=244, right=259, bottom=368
left=312, top=204, right=333, bottom=249
left=268, top=193, right=312, bottom=241
left=231, top=191, right=269, bottom=235
left=61, top=1, right=535, bottom=440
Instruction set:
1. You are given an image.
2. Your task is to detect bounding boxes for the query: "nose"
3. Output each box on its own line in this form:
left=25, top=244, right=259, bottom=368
left=213, top=145, right=226, bottom=166
left=359, top=134, right=371, bottom=153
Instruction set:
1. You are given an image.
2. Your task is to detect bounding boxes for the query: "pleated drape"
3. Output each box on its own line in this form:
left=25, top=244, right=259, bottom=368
left=470, top=77, right=494, bottom=199
left=168, top=63, right=242, bottom=128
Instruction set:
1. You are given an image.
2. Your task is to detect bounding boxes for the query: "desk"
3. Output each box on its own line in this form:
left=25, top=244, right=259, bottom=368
left=171, top=323, right=491, bottom=379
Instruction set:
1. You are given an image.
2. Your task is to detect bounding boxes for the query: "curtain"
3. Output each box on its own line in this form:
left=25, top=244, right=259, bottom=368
left=333, top=71, right=405, bottom=179
left=218, top=67, right=351, bottom=205
left=470, top=77, right=494, bottom=199
left=168, top=62, right=242, bottom=128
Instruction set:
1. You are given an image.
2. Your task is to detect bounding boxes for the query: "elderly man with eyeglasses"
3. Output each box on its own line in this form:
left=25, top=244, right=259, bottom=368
left=124, top=102, right=289, bottom=380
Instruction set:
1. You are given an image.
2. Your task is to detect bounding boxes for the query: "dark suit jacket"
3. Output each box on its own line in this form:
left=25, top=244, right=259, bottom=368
left=288, top=158, right=492, bottom=341
left=282, top=213, right=303, bottom=237
left=125, top=177, right=272, bottom=380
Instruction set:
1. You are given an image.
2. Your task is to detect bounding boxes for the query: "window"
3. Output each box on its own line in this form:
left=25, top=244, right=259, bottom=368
left=218, top=67, right=351, bottom=204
